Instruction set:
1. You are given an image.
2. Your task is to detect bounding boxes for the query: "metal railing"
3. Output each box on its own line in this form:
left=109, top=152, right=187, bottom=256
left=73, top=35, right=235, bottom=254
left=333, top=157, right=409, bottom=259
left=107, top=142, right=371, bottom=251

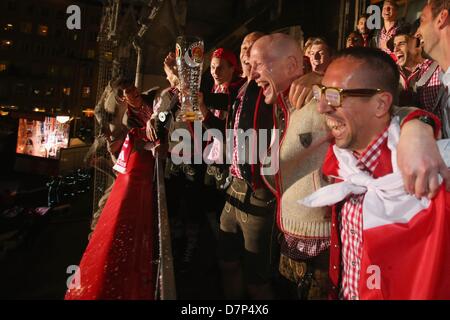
left=155, top=157, right=177, bottom=300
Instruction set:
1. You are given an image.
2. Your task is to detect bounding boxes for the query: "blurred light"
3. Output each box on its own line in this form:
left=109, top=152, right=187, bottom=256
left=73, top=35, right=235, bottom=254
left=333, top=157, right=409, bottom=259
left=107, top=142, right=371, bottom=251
left=34, top=107, right=45, bottom=112
left=0, top=111, right=9, bottom=116
left=104, top=52, right=113, bottom=61
left=1, top=105, right=18, bottom=110
left=82, top=108, right=95, bottom=117
left=56, top=116, right=71, bottom=123
left=82, top=86, right=91, bottom=98
left=38, top=25, right=48, bottom=36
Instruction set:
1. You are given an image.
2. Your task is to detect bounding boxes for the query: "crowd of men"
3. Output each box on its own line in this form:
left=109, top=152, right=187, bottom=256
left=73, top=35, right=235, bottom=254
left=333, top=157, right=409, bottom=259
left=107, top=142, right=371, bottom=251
left=92, top=0, right=450, bottom=300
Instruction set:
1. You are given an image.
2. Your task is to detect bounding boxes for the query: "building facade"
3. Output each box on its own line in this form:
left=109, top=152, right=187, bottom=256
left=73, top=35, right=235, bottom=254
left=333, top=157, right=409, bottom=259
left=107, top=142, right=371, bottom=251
left=0, top=0, right=102, bottom=117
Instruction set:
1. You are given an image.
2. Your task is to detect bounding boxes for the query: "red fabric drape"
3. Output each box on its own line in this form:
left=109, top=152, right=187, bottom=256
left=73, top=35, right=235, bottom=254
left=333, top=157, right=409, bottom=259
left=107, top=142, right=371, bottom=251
left=65, top=150, right=155, bottom=300
left=359, top=185, right=450, bottom=300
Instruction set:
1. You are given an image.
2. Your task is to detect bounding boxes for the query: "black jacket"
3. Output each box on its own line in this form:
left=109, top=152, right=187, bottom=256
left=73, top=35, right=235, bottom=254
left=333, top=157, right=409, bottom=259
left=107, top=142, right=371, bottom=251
left=204, top=80, right=274, bottom=191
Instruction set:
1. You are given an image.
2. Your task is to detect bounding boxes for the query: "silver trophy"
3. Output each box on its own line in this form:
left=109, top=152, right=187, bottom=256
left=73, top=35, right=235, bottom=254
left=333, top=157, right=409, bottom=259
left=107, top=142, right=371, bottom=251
left=175, top=35, right=204, bottom=122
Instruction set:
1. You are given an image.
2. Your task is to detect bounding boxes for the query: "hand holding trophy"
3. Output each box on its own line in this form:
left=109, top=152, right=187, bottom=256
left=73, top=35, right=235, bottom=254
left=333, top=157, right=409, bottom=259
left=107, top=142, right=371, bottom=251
left=175, top=35, right=204, bottom=122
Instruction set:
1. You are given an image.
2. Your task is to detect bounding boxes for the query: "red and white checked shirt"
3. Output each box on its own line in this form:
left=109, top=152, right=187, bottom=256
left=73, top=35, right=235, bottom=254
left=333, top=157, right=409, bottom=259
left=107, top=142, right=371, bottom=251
left=379, top=23, right=399, bottom=55
left=212, top=83, right=229, bottom=118
left=361, top=33, right=371, bottom=48
left=280, top=233, right=330, bottom=261
left=339, top=127, right=389, bottom=300
left=229, top=82, right=247, bottom=179
left=206, top=84, right=230, bottom=162
left=400, top=59, right=441, bottom=112
left=416, top=60, right=442, bottom=112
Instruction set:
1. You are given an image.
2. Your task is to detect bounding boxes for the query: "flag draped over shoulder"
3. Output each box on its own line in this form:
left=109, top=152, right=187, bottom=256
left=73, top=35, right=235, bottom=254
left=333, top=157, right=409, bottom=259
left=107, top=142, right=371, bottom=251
left=360, top=185, right=450, bottom=299
left=300, top=119, right=450, bottom=299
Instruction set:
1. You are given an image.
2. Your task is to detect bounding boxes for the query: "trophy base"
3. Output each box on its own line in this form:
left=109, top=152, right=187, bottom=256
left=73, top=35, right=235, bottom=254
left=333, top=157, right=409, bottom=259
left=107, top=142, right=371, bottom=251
left=176, top=110, right=204, bottom=122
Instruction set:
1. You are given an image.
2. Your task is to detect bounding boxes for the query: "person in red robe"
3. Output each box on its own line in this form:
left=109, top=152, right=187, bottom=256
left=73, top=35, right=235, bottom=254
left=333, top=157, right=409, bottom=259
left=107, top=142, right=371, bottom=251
left=65, top=79, right=158, bottom=300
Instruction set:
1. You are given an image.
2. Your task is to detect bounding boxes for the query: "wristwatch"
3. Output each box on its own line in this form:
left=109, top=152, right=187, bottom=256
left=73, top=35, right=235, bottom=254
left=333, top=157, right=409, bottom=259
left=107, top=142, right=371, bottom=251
left=417, top=115, right=436, bottom=132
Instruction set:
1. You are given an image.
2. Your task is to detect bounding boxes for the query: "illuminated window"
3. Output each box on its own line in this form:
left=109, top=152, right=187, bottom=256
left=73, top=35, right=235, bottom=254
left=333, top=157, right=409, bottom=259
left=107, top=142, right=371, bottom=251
left=37, top=25, right=48, bottom=36
left=20, top=22, right=32, bottom=34
left=1, top=40, right=13, bottom=48
left=0, top=64, right=7, bottom=72
left=104, top=51, right=113, bottom=61
left=3, top=23, right=13, bottom=31
left=82, top=108, right=95, bottom=117
left=63, top=87, right=71, bottom=96
left=82, top=86, right=91, bottom=98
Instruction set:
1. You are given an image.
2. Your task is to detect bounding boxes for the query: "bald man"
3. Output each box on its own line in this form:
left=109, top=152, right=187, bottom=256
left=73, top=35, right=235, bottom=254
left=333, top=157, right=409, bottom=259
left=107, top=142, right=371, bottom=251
left=249, top=33, right=448, bottom=299
left=250, top=33, right=332, bottom=299
left=200, top=32, right=277, bottom=299
left=218, top=32, right=277, bottom=300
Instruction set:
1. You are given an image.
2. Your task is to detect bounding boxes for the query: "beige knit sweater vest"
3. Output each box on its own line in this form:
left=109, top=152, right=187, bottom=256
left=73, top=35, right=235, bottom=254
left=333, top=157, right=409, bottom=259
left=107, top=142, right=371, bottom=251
left=278, top=99, right=331, bottom=238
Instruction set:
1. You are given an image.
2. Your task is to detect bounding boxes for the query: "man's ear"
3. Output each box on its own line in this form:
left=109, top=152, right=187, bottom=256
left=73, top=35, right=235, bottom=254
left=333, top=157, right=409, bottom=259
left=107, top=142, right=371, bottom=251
left=374, top=92, right=393, bottom=118
left=437, top=9, right=449, bottom=29
left=286, top=56, right=300, bottom=76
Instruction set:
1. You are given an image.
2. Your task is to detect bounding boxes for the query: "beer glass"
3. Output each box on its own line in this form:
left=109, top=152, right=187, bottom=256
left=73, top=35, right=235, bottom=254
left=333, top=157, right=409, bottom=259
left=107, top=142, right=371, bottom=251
left=175, top=35, right=204, bottom=122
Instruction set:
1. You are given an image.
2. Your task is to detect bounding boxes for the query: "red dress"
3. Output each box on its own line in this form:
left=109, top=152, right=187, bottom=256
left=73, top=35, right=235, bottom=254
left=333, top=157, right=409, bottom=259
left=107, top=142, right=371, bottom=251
left=65, top=107, right=156, bottom=300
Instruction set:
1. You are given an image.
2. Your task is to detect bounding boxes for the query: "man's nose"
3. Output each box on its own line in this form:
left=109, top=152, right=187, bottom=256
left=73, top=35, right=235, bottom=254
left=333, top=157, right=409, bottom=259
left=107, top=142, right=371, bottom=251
left=317, top=96, right=333, bottom=114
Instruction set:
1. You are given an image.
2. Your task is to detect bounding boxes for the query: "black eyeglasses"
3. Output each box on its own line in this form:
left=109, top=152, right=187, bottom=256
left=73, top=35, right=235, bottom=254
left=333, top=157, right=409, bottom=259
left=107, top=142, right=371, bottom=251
left=312, top=84, right=382, bottom=107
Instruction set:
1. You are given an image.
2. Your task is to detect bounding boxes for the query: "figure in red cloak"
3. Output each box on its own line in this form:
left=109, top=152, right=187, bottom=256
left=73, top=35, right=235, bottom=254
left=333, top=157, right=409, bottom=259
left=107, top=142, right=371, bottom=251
left=65, top=80, right=158, bottom=300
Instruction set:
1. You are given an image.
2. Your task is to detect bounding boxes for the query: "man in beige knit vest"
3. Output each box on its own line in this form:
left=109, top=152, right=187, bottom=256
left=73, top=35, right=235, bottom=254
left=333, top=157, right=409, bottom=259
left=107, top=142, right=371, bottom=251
left=249, top=33, right=449, bottom=299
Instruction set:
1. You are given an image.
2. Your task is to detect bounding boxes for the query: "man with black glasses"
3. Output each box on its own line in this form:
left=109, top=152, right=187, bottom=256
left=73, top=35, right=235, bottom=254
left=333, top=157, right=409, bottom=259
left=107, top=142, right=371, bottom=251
left=302, top=47, right=450, bottom=300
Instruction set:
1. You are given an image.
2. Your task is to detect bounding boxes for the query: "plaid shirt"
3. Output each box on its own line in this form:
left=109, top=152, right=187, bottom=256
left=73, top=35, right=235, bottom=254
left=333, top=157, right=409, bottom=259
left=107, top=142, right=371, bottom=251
left=229, top=83, right=247, bottom=179
left=361, top=33, right=371, bottom=48
left=212, top=83, right=228, bottom=118
left=416, top=60, right=442, bottom=112
left=280, top=233, right=330, bottom=261
left=206, top=84, right=229, bottom=162
left=339, top=127, right=389, bottom=300
left=379, top=23, right=399, bottom=55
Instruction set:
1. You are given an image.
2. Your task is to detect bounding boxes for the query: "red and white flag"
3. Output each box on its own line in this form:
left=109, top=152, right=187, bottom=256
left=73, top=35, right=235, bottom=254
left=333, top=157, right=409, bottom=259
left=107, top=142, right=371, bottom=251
left=113, top=134, right=133, bottom=174
left=359, top=184, right=450, bottom=299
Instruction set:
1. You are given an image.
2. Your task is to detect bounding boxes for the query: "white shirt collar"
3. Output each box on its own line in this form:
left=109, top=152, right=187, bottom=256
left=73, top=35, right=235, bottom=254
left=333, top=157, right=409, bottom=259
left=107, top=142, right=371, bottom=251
left=443, top=67, right=450, bottom=88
